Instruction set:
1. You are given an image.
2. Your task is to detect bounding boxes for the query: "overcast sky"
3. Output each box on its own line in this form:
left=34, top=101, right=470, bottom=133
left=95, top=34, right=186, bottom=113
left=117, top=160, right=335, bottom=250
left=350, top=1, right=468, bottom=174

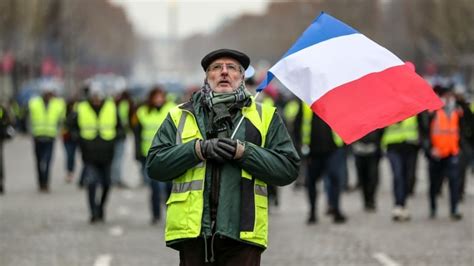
left=110, top=0, right=269, bottom=39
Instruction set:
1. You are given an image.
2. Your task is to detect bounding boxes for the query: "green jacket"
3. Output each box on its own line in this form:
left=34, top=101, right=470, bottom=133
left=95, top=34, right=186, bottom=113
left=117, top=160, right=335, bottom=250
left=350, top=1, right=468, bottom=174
left=146, top=92, right=300, bottom=249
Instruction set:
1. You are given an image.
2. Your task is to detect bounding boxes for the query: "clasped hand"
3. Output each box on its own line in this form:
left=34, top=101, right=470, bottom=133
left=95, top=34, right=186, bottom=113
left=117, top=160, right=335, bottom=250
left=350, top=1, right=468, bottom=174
left=198, top=138, right=244, bottom=162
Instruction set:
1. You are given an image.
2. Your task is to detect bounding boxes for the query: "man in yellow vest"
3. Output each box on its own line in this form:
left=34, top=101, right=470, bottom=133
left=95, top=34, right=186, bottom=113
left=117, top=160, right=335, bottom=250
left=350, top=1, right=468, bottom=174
left=28, top=80, right=65, bottom=192
left=294, top=102, right=348, bottom=224
left=68, top=81, right=123, bottom=223
left=133, top=86, right=175, bottom=224
left=146, top=49, right=300, bottom=265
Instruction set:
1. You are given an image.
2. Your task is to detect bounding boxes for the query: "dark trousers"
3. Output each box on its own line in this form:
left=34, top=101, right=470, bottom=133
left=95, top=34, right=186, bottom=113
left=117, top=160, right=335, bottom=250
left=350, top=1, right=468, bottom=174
left=354, top=154, right=380, bottom=208
left=387, top=149, right=416, bottom=207
left=84, top=162, right=111, bottom=219
left=458, top=149, right=470, bottom=200
left=306, top=149, right=346, bottom=217
left=406, top=147, right=419, bottom=196
left=63, top=139, right=77, bottom=173
left=179, top=237, right=263, bottom=266
left=428, top=155, right=460, bottom=214
left=78, top=165, right=87, bottom=187
left=140, top=158, right=171, bottom=220
left=324, top=148, right=347, bottom=212
left=33, top=138, right=54, bottom=189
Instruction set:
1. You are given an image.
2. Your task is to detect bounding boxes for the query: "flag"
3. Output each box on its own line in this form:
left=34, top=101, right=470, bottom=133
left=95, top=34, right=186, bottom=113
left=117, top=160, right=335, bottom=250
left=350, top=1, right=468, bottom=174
left=258, top=12, right=442, bottom=144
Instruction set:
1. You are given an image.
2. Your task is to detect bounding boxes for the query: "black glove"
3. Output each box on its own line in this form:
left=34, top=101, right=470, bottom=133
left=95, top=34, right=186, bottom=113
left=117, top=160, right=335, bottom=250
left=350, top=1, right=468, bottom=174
left=217, top=138, right=245, bottom=160
left=200, top=138, right=235, bottom=162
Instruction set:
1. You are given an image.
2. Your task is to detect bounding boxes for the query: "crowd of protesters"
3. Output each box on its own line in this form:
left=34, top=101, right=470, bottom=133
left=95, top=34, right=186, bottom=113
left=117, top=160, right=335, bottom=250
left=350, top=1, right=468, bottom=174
left=0, top=71, right=472, bottom=228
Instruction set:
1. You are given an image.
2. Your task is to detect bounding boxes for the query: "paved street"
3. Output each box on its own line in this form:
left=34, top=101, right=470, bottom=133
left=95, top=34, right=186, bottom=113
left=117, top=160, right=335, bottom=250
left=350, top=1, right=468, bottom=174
left=1, top=136, right=473, bottom=266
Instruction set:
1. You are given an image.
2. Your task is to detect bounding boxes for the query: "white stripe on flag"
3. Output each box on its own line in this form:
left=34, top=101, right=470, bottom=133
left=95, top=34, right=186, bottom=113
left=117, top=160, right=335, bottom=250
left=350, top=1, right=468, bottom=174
left=270, top=33, right=404, bottom=105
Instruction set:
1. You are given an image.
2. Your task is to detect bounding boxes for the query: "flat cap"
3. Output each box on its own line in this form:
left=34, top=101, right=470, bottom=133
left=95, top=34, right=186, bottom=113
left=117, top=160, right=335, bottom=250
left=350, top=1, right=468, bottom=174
left=201, top=49, right=250, bottom=71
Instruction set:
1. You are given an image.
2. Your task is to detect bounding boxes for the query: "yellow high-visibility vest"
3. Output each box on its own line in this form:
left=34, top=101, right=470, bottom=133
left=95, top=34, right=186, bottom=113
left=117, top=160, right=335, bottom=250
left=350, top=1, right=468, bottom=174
left=382, top=116, right=418, bottom=147
left=28, top=97, right=65, bottom=137
left=77, top=99, right=117, bottom=140
left=136, top=102, right=175, bottom=156
left=118, top=100, right=130, bottom=129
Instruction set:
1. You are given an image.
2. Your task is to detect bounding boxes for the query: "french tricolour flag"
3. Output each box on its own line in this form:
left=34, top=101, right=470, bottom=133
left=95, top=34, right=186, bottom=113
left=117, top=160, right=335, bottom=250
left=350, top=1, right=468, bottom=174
left=258, top=12, right=442, bottom=144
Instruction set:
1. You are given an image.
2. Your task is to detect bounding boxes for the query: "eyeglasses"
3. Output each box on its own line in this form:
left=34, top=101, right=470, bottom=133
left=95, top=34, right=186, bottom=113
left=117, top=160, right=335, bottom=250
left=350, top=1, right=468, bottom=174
left=207, top=63, right=242, bottom=73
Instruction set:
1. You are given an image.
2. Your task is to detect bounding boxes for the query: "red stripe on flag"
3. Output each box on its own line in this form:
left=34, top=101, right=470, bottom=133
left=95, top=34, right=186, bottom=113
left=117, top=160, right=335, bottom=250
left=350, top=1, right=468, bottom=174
left=311, top=64, right=443, bottom=144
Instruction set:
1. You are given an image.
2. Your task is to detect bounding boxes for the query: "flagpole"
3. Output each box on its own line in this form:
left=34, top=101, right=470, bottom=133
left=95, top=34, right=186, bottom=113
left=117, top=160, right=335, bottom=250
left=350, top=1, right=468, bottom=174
left=230, top=91, right=261, bottom=140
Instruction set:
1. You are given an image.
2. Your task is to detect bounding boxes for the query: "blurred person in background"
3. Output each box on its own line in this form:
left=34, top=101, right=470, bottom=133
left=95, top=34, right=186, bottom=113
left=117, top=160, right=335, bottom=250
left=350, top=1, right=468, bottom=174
left=283, top=96, right=305, bottom=189
left=111, top=79, right=132, bottom=188
left=452, top=88, right=473, bottom=202
left=469, top=98, right=474, bottom=173
left=294, top=102, right=348, bottom=224
left=382, top=115, right=419, bottom=221
left=422, top=86, right=466, bottom=220
left=0, top=103, right=15, bottom=194
left=61, top=97, right=79, bottom=183
left=352, top=129, right=384, bottom=212
left=28, top=80, right=66, bottom=193
left=282, top=96, right=300, bottom=134
left=8, top=98, right=25, bottom=133
left=68, top=81, right=124, bottom=223
left=76, top=83, right=91, bottom=188
left=132, top=86, right=175, bottom=224
left=146, top=49, right=299, bottom=265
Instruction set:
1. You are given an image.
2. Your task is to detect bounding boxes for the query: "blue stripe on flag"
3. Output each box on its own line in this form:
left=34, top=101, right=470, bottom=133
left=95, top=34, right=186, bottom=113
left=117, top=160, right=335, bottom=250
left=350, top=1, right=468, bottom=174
left=283, top=12, right=358, bottom=58
left=257, top=12, right=358, bottom=91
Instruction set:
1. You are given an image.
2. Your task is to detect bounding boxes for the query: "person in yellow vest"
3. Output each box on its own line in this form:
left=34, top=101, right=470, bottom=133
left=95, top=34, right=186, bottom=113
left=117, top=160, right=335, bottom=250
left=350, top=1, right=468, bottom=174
left=68, top=82, right=124, bottom=223
left=28, top=81, right=65, bottom=192
left=382, top=115, right=420, bottom=221
left=61, top=97, right=79, bottom=183
left=146, top=49, right=300, bottom=265
left=133, top=86, right=175, bottom=224
left=423, top=86, right=464, bottom=220
left=294, top=102, right=348, bottom=224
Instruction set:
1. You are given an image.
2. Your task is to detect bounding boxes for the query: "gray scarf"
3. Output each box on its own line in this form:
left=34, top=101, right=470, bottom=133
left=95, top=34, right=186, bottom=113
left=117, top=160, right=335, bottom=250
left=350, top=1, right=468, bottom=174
left=201, top=82, right=251, bottom=137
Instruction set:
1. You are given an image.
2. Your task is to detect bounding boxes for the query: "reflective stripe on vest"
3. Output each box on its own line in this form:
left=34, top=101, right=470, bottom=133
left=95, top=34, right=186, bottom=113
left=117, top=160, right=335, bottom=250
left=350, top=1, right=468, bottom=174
left=28, top=97, right=65, bottom=137
left=430, top=109, right=460, bottom=157
left=382, top=116, right=418, bottom=147
left=171, top=180, right=204, bottom=193
left=77, top=100, right=116, bottom=140
left=165, top=99, right=275, bottom=248
left=136, top=103, right=174, bottom=156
